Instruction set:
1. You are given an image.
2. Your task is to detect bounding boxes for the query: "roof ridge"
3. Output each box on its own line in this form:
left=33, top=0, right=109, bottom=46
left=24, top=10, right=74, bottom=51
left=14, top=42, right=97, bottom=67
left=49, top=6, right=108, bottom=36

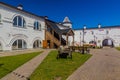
left=0, top=1, right=45, bottom=19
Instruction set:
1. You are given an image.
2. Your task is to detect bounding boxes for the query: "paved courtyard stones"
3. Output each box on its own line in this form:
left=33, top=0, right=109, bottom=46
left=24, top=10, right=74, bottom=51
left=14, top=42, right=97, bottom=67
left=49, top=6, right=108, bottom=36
left=1, top=49, right=51, bottom=80
left=67, top=48, right=120, bottom=80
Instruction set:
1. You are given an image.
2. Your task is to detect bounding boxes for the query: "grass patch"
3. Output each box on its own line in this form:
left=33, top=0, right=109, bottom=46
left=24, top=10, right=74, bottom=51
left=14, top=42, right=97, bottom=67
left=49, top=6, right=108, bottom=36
left=0, top=51, right=42, bottom=79
left=116, top=47, right=120, bottom=51
left=30, top=50, right=92, bottom=80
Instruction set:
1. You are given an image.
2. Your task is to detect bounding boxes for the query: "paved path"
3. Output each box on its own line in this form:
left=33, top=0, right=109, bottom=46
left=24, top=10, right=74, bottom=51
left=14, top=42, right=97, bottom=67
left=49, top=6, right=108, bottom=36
left=67, top=47, right=120, bottom=80
left=1, top=49, right=51, bottom=80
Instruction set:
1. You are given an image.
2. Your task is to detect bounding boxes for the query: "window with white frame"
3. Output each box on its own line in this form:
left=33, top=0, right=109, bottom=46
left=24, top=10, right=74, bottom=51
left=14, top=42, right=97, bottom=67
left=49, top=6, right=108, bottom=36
left=13, top=16, right=26, bottom=28
left=34, top=21, right=41, bottom=30
left=33, top=40, right=41, bottom=48
left=12, top=39, right=27, bottom=50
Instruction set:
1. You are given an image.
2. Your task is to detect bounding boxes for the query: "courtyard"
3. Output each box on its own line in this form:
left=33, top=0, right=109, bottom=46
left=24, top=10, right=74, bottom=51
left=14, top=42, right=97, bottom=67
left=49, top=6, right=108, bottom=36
left=0, top=47, right=120, bottom=80
left=67, top=47, right=120, bottom=80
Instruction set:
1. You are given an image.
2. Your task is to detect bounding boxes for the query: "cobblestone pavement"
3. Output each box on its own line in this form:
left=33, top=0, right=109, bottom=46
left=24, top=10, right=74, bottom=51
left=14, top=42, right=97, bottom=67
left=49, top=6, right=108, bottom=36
left=1, top=49, right=51, bottom=80
left=67, top=47, right=120, bottom=80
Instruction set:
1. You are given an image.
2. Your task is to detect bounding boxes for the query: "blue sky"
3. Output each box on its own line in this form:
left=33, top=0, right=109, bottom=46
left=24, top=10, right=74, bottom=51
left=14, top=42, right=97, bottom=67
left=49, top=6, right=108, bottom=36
left=1, top=0, right=120, bottom=29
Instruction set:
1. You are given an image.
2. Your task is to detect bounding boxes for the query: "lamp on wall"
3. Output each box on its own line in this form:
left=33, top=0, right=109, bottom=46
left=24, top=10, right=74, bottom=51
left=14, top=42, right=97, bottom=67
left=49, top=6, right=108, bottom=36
left=82, top=25, right=86, bottom=54
left=98, top=24, right=101, bottom=28
left=80, top=32, right=81, bottom=46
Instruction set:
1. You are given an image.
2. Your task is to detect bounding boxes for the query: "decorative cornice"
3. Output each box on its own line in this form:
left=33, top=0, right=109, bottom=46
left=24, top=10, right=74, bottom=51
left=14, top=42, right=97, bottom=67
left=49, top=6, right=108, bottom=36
left=12, top=34, right=28, bottom=38
left=0, top=2, right=45, bottom=19
left=4, top=17, right=12, bottom=20
left=2, top=19, right=13, bottom=23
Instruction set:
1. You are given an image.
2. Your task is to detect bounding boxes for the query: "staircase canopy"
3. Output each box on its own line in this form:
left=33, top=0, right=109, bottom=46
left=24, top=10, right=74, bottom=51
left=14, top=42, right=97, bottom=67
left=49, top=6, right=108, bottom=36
left=45, top=19, right=74, bottom=36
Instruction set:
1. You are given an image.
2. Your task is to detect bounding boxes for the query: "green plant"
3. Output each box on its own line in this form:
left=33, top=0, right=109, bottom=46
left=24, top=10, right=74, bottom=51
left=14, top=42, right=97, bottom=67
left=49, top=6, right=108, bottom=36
left=0, top=51, right=42, bottom=78
left=116, top=47, right=120, bottom=51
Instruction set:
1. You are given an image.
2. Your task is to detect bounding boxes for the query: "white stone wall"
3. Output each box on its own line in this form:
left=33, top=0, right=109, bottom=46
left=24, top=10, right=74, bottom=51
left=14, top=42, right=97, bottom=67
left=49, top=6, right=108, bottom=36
left=74, top=28, right=120, bottom=47
left=63, top=23, right=72, bottom=28
left=0, top=4, right=45, bottom=51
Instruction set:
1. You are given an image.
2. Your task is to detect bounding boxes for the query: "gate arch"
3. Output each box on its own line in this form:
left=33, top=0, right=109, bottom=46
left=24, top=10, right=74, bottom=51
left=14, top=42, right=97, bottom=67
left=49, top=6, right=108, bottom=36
left=102, top=39, right=114, bottom=47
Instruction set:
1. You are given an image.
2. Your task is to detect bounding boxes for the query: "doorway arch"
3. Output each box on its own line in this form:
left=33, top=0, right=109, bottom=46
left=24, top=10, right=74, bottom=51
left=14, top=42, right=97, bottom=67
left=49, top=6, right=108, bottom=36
left=102, top=39, right=114, bottom=47
left=33, top=40, right=41, bottom=48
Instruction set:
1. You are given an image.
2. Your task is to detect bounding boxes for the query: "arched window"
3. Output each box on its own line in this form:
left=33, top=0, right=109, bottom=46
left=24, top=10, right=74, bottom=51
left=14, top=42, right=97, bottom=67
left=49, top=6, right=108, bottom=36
left=102, top=39, right=114, bottom=47
left=33, top=40, right=41, bottom=48
left=34, top=21, right=41, bottom=30
left=12, top=39, right=27, bottom=50
left=13, top=16, right=26, bottom=28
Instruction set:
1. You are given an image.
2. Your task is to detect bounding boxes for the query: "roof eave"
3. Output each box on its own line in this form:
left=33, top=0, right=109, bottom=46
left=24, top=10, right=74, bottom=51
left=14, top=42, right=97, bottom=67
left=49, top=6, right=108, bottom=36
left=0, top=2, right=45, bottom=19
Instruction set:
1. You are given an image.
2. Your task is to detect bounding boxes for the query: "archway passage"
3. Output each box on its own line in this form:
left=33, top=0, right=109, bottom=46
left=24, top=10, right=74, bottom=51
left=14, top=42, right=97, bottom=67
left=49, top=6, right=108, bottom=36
left=33, top=40, right=41, bottom=48
left=102, top=39, right=114, bottom=47
left=12, top=39, right=27, bottom=50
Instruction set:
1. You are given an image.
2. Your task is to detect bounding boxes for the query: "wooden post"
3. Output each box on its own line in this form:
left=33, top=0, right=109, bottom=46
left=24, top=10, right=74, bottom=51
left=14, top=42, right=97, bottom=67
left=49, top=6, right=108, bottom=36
left=72, top=35, right=74, bottom=46
left=59, top=34, right=61, bottom=46
left=50, top=30, right=54, bottom=48
left=66, top=34, right=68, bottom=45
left=44, top=21, right=47, bottom=48
left=44, top=20, right=47, bottom=41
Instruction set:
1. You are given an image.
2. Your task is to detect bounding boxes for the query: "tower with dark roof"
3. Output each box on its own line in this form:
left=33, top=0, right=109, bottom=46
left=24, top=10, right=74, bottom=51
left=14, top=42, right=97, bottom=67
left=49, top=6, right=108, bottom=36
left=62, top=16, right=72, bottom=28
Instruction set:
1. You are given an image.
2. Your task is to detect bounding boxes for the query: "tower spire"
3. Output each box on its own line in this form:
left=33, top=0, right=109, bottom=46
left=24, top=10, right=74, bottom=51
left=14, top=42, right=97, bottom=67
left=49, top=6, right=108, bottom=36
left=63, top=16, right=72, bottom=28
left=63, top=16, right=71, bottom=23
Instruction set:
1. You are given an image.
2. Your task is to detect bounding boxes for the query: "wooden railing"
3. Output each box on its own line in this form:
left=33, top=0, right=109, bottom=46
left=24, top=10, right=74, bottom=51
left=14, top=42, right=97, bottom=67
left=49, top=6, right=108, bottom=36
left=69, top=46, right=90, bottom=53
left=46, top=31, right=61, bottom=46
left=61, top=37, right=66, bottom=45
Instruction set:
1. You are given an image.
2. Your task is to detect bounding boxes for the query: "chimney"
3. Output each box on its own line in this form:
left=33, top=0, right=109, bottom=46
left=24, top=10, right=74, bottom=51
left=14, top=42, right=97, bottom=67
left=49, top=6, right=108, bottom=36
left=98, top=24, right=101, bottom=28
left=17, top=4, right=23, bottom=10
left=44, top=16, right=48, bottom=19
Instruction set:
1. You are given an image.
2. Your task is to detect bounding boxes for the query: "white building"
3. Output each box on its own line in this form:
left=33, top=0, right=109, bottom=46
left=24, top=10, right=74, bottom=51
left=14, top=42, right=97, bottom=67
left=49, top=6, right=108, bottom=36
left=1, top=2, right=120, bottom=51
left=0, top=2, right=45, bottom=51
left=74, top=25, right=120, bottom=47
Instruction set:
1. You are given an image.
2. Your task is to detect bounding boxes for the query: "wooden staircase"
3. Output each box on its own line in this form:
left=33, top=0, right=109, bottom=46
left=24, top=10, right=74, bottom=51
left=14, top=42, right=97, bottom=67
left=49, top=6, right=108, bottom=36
left=61, top=37, right=66, bottom=45
left=46, top=31, right=61, bottom=48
